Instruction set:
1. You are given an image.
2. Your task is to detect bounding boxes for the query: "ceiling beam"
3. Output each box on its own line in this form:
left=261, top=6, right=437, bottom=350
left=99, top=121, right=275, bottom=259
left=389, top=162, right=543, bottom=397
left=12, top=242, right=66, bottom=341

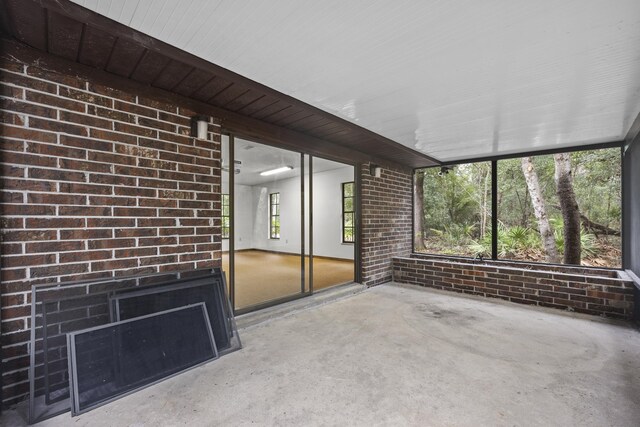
left=17, top=0, right=439, bottom=168
left=0, top=38, right=413, bottom=171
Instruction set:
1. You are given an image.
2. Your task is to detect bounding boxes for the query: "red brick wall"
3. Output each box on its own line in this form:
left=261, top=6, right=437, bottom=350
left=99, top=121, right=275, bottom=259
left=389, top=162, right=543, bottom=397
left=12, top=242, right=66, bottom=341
left=360, top=163, right=413, bottom=286
left=0, top=56, right=222, bottom=406
left=393, top=255, right=635, bottom=318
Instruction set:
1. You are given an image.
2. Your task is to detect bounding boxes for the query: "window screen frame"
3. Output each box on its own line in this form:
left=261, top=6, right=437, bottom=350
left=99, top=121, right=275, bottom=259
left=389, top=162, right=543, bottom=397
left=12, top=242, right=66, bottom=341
left=412, top=142, right=624, bottom=268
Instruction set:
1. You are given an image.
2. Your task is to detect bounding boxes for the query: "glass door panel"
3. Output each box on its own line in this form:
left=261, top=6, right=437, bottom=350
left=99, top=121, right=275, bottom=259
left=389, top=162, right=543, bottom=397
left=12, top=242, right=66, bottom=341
left=311, top=157, right=355, bottom=290
left=231, top=138, right=304, bottom=310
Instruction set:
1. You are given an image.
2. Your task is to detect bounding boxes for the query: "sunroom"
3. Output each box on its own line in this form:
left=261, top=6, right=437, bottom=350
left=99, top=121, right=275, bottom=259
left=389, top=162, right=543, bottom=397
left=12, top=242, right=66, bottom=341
left=1, top=0, right=639, bottom=425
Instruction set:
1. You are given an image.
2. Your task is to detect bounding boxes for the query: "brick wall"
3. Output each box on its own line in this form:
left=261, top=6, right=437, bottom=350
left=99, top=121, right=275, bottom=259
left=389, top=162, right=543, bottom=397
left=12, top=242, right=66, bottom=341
left=393, top=255, right=635, bottom=318
left=0, top=55, right=222, bottom=407
left=360, top=163, right=413, bottom=286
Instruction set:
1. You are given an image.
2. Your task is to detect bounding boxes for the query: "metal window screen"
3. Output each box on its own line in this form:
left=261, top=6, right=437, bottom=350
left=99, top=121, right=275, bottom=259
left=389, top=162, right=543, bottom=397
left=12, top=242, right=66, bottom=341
left=28, top=269, right=236, bottom=424
left=67, top=303, right=217, bottom=415
left=29, top=280, right=118, bottom=424
left=109, top=273, right=241, bottom=355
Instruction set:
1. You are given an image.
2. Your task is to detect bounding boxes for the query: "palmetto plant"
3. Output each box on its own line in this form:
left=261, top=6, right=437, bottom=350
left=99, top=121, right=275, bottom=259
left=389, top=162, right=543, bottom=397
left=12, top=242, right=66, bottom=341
left=468, top=224, right=541, bottom=258
left=550, top=217, right=599, bottom=258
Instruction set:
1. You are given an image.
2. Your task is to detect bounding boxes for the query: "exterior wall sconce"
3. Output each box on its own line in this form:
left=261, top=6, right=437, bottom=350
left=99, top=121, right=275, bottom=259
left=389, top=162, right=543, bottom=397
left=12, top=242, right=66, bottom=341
left=370, top=164, right=381, bottom=178
left=191, top=115, right=209, bottom=140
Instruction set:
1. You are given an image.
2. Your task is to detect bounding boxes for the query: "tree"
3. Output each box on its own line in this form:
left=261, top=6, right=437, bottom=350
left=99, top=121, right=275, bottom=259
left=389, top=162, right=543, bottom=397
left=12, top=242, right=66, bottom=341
left=554, top=153, right=581, bottom=264
left=521, top=157, right=560, bottom=263
left=474, top=163, right=491, bottom=239
left=414, top=170, right=426, bottom=251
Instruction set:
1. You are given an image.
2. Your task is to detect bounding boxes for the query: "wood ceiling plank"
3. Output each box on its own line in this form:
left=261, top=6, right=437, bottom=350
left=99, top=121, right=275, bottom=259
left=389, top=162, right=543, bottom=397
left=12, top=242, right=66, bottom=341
left=250, top=100, right=291, bottom=120
left=285, top=115, right=331, bottom=132
left=312, top=126, right=352, bottom=139
left=47, top=11, right=84, bottom=61
left=130, top=50, right=171, bottom=83
left=208, top=84, right=250, bottom=107
left=261, top=106, right=304, bottom=124
left=78, top=25, right=117, bottom=69
left=105, top=37, right=147, bottom=77
left=304, top=120, right=344, bottom=136
left=224, top=89, right=265, bottom=112
left=152, top=60, right=193, bottom=90
left=191, top=76, right=232, bottom=103
left=172, top=68, right=215, bottom=97
left=273, top=110, right=315, bottom=127
left=4, top=0, right=47, bottom=51
left=235, top=95, right=280, bottom=116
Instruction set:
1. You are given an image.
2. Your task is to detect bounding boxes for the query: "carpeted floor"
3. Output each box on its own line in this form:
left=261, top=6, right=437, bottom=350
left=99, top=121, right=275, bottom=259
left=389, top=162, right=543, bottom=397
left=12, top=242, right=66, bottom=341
left=222, top=250, right=354, bottom=309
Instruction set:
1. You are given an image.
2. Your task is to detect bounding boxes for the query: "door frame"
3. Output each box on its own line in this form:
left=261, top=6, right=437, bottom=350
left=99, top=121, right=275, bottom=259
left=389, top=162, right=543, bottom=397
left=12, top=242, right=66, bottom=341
left=222, top=131, right=360, bottom=315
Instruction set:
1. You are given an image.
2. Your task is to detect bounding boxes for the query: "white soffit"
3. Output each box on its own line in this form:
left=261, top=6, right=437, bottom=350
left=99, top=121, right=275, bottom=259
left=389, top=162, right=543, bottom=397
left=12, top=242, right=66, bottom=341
left=72, top=0, right=640, bottom=162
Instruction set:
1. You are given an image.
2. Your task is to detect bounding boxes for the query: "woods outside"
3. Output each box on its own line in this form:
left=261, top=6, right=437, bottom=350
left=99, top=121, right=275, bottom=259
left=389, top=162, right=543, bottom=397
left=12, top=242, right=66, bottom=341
left=414, top=148, right=621, bottom=267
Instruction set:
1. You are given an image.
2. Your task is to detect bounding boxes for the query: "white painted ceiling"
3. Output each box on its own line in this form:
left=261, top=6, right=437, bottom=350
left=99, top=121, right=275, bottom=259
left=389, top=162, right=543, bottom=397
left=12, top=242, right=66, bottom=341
left=73, top=0, right=640, bottom=162
left=222, top=137, right=351, bottom=186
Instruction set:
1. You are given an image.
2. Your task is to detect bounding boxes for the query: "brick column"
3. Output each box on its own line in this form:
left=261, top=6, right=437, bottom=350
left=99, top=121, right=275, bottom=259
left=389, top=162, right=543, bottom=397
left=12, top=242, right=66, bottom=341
left=359, top=163, right=413, bottom=286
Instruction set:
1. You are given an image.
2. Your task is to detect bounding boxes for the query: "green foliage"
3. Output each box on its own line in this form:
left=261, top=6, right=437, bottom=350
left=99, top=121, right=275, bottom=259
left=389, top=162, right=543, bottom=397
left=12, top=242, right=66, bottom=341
left=416, top=148, right=620, bottom=266
left=472, top=225, right=541, bottom=258
left=551, top=217, right=599, bottom=258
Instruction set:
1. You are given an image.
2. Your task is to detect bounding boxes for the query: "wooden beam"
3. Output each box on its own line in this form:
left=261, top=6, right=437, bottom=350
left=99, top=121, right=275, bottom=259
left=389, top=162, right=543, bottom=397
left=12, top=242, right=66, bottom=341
left=22, top=0, right=439, bottom=168
left=0, top=38, right=412, bottom=171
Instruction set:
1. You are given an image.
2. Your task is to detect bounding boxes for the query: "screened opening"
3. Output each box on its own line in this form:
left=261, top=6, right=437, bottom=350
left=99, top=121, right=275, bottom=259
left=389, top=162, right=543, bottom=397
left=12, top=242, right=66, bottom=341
left=414, top=162, right=492, bottom=257
left=414, top=147, right=622, bottom=267
left=497, top=148, right=621, bottom=267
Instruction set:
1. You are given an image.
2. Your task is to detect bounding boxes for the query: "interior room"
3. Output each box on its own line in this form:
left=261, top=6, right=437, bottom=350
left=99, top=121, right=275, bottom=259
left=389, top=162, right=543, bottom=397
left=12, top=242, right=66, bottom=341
left=0, top=0, right=639, bottom=425
left=221, top=136, right=355, bottom=311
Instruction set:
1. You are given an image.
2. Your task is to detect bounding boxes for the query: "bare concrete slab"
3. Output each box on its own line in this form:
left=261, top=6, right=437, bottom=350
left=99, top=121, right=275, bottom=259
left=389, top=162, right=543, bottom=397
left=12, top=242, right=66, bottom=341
left=5, top=283, right=640, bottom=426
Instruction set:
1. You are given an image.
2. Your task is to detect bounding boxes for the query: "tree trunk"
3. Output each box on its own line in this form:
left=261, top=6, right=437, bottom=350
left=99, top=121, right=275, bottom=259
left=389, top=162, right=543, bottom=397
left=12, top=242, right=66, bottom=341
left=521, top=157, right=560, bottom=263
left=554, top=153, right=581, bottom=264
left=480, top=166, right=490, bottom=239
left=414, top=170, right=426, bottom=251
left=550, top=204, right=620, bottom=236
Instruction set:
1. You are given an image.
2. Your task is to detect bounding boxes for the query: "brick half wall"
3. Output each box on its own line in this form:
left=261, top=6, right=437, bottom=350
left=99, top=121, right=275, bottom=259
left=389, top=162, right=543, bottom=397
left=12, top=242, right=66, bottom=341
left=393, top=255, right=635, bottom=319
left=0, top=52, right=222, bottom=407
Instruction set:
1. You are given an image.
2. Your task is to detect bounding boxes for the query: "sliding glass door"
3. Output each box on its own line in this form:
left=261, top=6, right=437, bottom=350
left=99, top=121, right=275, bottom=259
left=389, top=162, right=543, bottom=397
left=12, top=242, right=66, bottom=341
left=222, top=135, right=355, bottom=313
left=222, top=136, right=305, bottom=311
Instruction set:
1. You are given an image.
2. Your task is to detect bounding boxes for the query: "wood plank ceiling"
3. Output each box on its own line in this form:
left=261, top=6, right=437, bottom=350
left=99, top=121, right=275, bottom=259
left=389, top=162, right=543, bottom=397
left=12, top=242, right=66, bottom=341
left=0, top=0, right=439, bottom=168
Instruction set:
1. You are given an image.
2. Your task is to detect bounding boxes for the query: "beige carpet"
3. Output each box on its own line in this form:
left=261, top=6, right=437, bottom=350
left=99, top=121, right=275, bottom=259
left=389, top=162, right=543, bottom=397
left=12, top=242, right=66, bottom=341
left=222, top=250, right=354, bottom=309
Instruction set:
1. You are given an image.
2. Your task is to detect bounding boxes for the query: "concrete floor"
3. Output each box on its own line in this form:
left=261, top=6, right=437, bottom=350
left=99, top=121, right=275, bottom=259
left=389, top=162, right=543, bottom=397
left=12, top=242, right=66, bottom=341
left=4, top=283, right=640, bottom=426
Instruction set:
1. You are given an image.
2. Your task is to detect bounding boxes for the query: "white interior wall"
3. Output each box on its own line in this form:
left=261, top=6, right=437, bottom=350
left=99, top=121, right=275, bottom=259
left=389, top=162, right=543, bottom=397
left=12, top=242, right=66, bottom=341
left=250, top=176, right=302, bottom=254
left=222, top=166, right=354, bottom=260
left=311, top=166, right=354, bottom=259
